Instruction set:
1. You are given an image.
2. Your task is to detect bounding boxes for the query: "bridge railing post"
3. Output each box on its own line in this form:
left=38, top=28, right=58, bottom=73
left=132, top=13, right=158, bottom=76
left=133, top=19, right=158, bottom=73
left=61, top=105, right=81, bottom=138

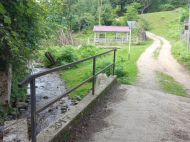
left=113, top=49, right=116, bottom=75
left=30, top=79, right=37, bottom=142
left=92, top=57, right=96, bottom=95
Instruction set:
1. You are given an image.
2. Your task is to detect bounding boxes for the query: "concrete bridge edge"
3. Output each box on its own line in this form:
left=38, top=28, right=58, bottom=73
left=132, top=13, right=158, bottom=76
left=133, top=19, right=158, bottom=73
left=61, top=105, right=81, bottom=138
left=35, top=75, right=117, bottom=142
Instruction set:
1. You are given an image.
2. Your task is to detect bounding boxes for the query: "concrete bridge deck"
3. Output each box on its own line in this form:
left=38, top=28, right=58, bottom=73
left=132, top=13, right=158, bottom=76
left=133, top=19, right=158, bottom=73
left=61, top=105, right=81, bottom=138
left=66, top=83, right=190, bottom=142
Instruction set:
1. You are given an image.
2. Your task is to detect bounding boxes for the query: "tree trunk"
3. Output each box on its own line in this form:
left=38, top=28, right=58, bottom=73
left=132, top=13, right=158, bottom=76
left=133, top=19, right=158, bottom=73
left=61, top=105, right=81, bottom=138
left=121, top=2, right=123, bottom=12
left=78, top=19, right=81, bottom=35
left=0, top=41, right=12, bottom=104
left=141, top=0, right=153, bottom=15
left=98, top=0, right=102, bottom=26
left=141, top=9, right=145, bottom=14
left=0, top=63, right=12, bottom=104
left=68, top=1, right=72, bottom=34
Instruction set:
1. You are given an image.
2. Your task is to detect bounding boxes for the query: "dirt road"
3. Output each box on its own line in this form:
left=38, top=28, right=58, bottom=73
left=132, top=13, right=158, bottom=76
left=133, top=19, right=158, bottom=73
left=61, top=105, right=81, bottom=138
left=136, top=32, right=190, bottom=95
left=65, top=32, right=190, bottom=142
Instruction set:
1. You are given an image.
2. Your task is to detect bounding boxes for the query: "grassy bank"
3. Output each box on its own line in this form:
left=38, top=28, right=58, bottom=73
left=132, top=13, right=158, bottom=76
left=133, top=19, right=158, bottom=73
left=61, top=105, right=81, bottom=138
left=38, top=39, right=153, bottom=99
left=156, top=71, right=188, bottom=97
left=141, top=11, right=180, bottom=38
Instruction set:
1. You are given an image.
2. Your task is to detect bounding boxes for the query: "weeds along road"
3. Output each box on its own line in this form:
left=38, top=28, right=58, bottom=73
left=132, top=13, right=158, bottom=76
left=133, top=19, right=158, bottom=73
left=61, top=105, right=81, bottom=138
left=136, top=32, right=190, bottom=96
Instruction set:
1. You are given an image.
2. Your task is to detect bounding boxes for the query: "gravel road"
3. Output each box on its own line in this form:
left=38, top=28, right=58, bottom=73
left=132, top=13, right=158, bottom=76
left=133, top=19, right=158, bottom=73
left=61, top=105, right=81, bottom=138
left=136, top=32, right=190, bottom=96
left=65, top=32, right=190, bottom=142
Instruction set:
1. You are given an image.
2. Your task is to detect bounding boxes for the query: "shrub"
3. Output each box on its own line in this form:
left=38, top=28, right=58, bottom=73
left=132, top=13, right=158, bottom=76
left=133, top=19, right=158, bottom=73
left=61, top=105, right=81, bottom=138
left=78, top=44, right=99, bottom=58
left=172, top=40, right=190, bottom=70
left=158, top=4, right=175, bottom=11
left=166, top=18, right=182, bottom=39
left=39, top=45, right=79, bottom=68
left=138, top=17, right=151, bottom=31
left=56, top=46, right=78, bottom=66
left=115, top=65, right=126, bottom=78
left=83, top=58, right=113, bottom=80
left=96, top=58, right=113, bottom=76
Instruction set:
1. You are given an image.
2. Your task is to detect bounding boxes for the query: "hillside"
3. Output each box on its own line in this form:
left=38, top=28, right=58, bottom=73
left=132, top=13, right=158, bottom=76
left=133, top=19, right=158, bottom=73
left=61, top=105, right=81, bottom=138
left=141, top=11, right=179, bottom=38
left=141, top=10, right=190, bottom=72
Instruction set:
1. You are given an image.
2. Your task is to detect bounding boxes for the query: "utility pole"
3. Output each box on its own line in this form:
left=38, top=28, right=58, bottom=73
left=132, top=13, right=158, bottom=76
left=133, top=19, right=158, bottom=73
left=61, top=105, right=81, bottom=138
left=178, top=12, right=181, bottom=33
left=187, top=0, right=190, bottom=52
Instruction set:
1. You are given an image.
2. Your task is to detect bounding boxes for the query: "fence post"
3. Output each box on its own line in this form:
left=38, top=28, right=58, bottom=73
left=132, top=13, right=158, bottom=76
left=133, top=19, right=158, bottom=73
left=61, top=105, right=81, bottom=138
left=92, top=58, right=96, bottom=95
left=113, top=49, right=116, bottom=75
left=30, top=79, right=37, bottom=142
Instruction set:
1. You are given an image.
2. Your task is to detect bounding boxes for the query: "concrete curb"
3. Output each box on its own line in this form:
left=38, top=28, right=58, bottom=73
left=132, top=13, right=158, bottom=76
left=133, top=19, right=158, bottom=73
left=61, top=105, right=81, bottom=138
left=36, top=75, right=117, bottom=142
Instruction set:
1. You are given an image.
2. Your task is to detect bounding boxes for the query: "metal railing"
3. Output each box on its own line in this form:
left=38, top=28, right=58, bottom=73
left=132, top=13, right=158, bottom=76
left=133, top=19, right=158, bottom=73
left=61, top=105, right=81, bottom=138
left=18, top=49, right=117, bottom=142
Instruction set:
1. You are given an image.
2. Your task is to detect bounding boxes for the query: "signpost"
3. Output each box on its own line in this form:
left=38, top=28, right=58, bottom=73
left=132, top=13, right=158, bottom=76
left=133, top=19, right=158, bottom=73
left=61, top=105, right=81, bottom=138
left=127, top=21, right=136, bottom=60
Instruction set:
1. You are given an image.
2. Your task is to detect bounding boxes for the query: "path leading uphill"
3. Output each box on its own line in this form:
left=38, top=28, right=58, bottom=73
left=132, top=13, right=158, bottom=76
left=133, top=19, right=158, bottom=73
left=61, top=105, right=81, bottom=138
left=65, top=32, right=190, bottom=142
left=136, top=32, right=190, bottom=95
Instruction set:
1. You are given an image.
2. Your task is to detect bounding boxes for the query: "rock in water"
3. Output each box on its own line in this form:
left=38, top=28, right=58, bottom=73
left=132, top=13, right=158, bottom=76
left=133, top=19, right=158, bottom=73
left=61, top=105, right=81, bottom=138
left=76, top=96, right=82, bottom=101
left=61, top=107, right=67, bottom=111
left=43, top=96, right=49, bottom=99
left=16, top=102, right=28, bottom=109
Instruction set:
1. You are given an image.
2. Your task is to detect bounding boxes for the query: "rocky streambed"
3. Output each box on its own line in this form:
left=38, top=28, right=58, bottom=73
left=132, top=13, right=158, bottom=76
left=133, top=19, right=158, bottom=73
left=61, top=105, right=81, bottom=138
left=1, top=62, right=78, bottom=141
left=25, top=62, right=77, bottom=133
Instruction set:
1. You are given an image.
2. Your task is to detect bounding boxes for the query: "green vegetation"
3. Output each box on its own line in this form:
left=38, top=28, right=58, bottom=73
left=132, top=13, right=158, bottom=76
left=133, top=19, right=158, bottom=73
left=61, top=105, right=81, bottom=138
left=156, top=71, right=188, bottom=97
left=172, top=40, right=190, bottom=71
left=0, top=0, right=46, bottom=118
left=142, top=9, right=190, bottom=96
left=0, top=0, right=188, bottom=124
left=38, top=38, right=153, bottom=99
left=141, top=11, right=179, bottom=38
left=142, top=9, right=190, bottom=73
left=153, top=47, right=162, bottom=60
left=61, top=40, right=153, bottom=98
left=153, top=40, right=163, bottom=59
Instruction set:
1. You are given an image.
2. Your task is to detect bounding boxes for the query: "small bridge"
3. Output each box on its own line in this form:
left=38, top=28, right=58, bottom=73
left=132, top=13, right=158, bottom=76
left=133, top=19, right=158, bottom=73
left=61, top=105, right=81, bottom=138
left=16, top=49, right=117, bottom=142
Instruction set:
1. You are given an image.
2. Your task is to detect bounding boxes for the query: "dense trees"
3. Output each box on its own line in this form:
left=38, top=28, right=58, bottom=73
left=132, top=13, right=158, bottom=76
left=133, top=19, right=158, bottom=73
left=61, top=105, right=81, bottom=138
left=0, top=0, right=46, bottom=103
left=39, top=0, right=187, bottom=36
left=0, top=0, right=188, bottom=104
left=110, top=0, right=187, bottom=14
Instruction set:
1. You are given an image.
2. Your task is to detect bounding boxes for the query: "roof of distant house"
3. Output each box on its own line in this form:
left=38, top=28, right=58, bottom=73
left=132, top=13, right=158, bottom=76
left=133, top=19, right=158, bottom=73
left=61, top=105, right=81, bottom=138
left=184, top=17, right=189, bottom=26
left=93, top=26, right=130, bottom=33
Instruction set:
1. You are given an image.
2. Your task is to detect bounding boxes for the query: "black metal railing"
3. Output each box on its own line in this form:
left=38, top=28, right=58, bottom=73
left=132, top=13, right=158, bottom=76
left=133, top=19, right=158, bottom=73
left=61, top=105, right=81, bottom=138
left=18, top=49, right=116, bottom=142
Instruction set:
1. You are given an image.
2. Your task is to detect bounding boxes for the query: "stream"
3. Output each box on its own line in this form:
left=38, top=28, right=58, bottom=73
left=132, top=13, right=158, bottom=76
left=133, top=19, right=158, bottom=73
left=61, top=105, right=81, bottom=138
left=24, top=62, right=74, bottom=133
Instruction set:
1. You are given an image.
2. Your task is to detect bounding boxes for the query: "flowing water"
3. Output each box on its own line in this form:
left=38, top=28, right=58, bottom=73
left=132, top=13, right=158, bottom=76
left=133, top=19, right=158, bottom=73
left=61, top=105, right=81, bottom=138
left=25, top=62, right=74, bottom=133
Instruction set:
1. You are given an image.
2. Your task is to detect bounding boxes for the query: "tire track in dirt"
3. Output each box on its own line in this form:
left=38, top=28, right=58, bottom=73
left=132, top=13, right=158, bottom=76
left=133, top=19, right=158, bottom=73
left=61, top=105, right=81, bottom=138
left=135, top=32, right=190, bottom=96
left=135, top=32, right=161, bottom=91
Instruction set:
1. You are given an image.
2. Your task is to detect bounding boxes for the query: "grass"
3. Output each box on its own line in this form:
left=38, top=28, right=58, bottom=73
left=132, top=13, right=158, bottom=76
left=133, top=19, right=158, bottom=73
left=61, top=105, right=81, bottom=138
left=172, top=40, right=190, bottom=71
left=153, top=47, right=162, bottom=59
left=141, top=10, right=190, bottom=69
left=141, top=11, right=180, bottom=38
left=156, top=71, right=188, bottom=97
left=142, top=10, right=190, bottom=96
left=59, top=39, right=153, bottom=99
left=153, top=40, right=163, bottom=59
